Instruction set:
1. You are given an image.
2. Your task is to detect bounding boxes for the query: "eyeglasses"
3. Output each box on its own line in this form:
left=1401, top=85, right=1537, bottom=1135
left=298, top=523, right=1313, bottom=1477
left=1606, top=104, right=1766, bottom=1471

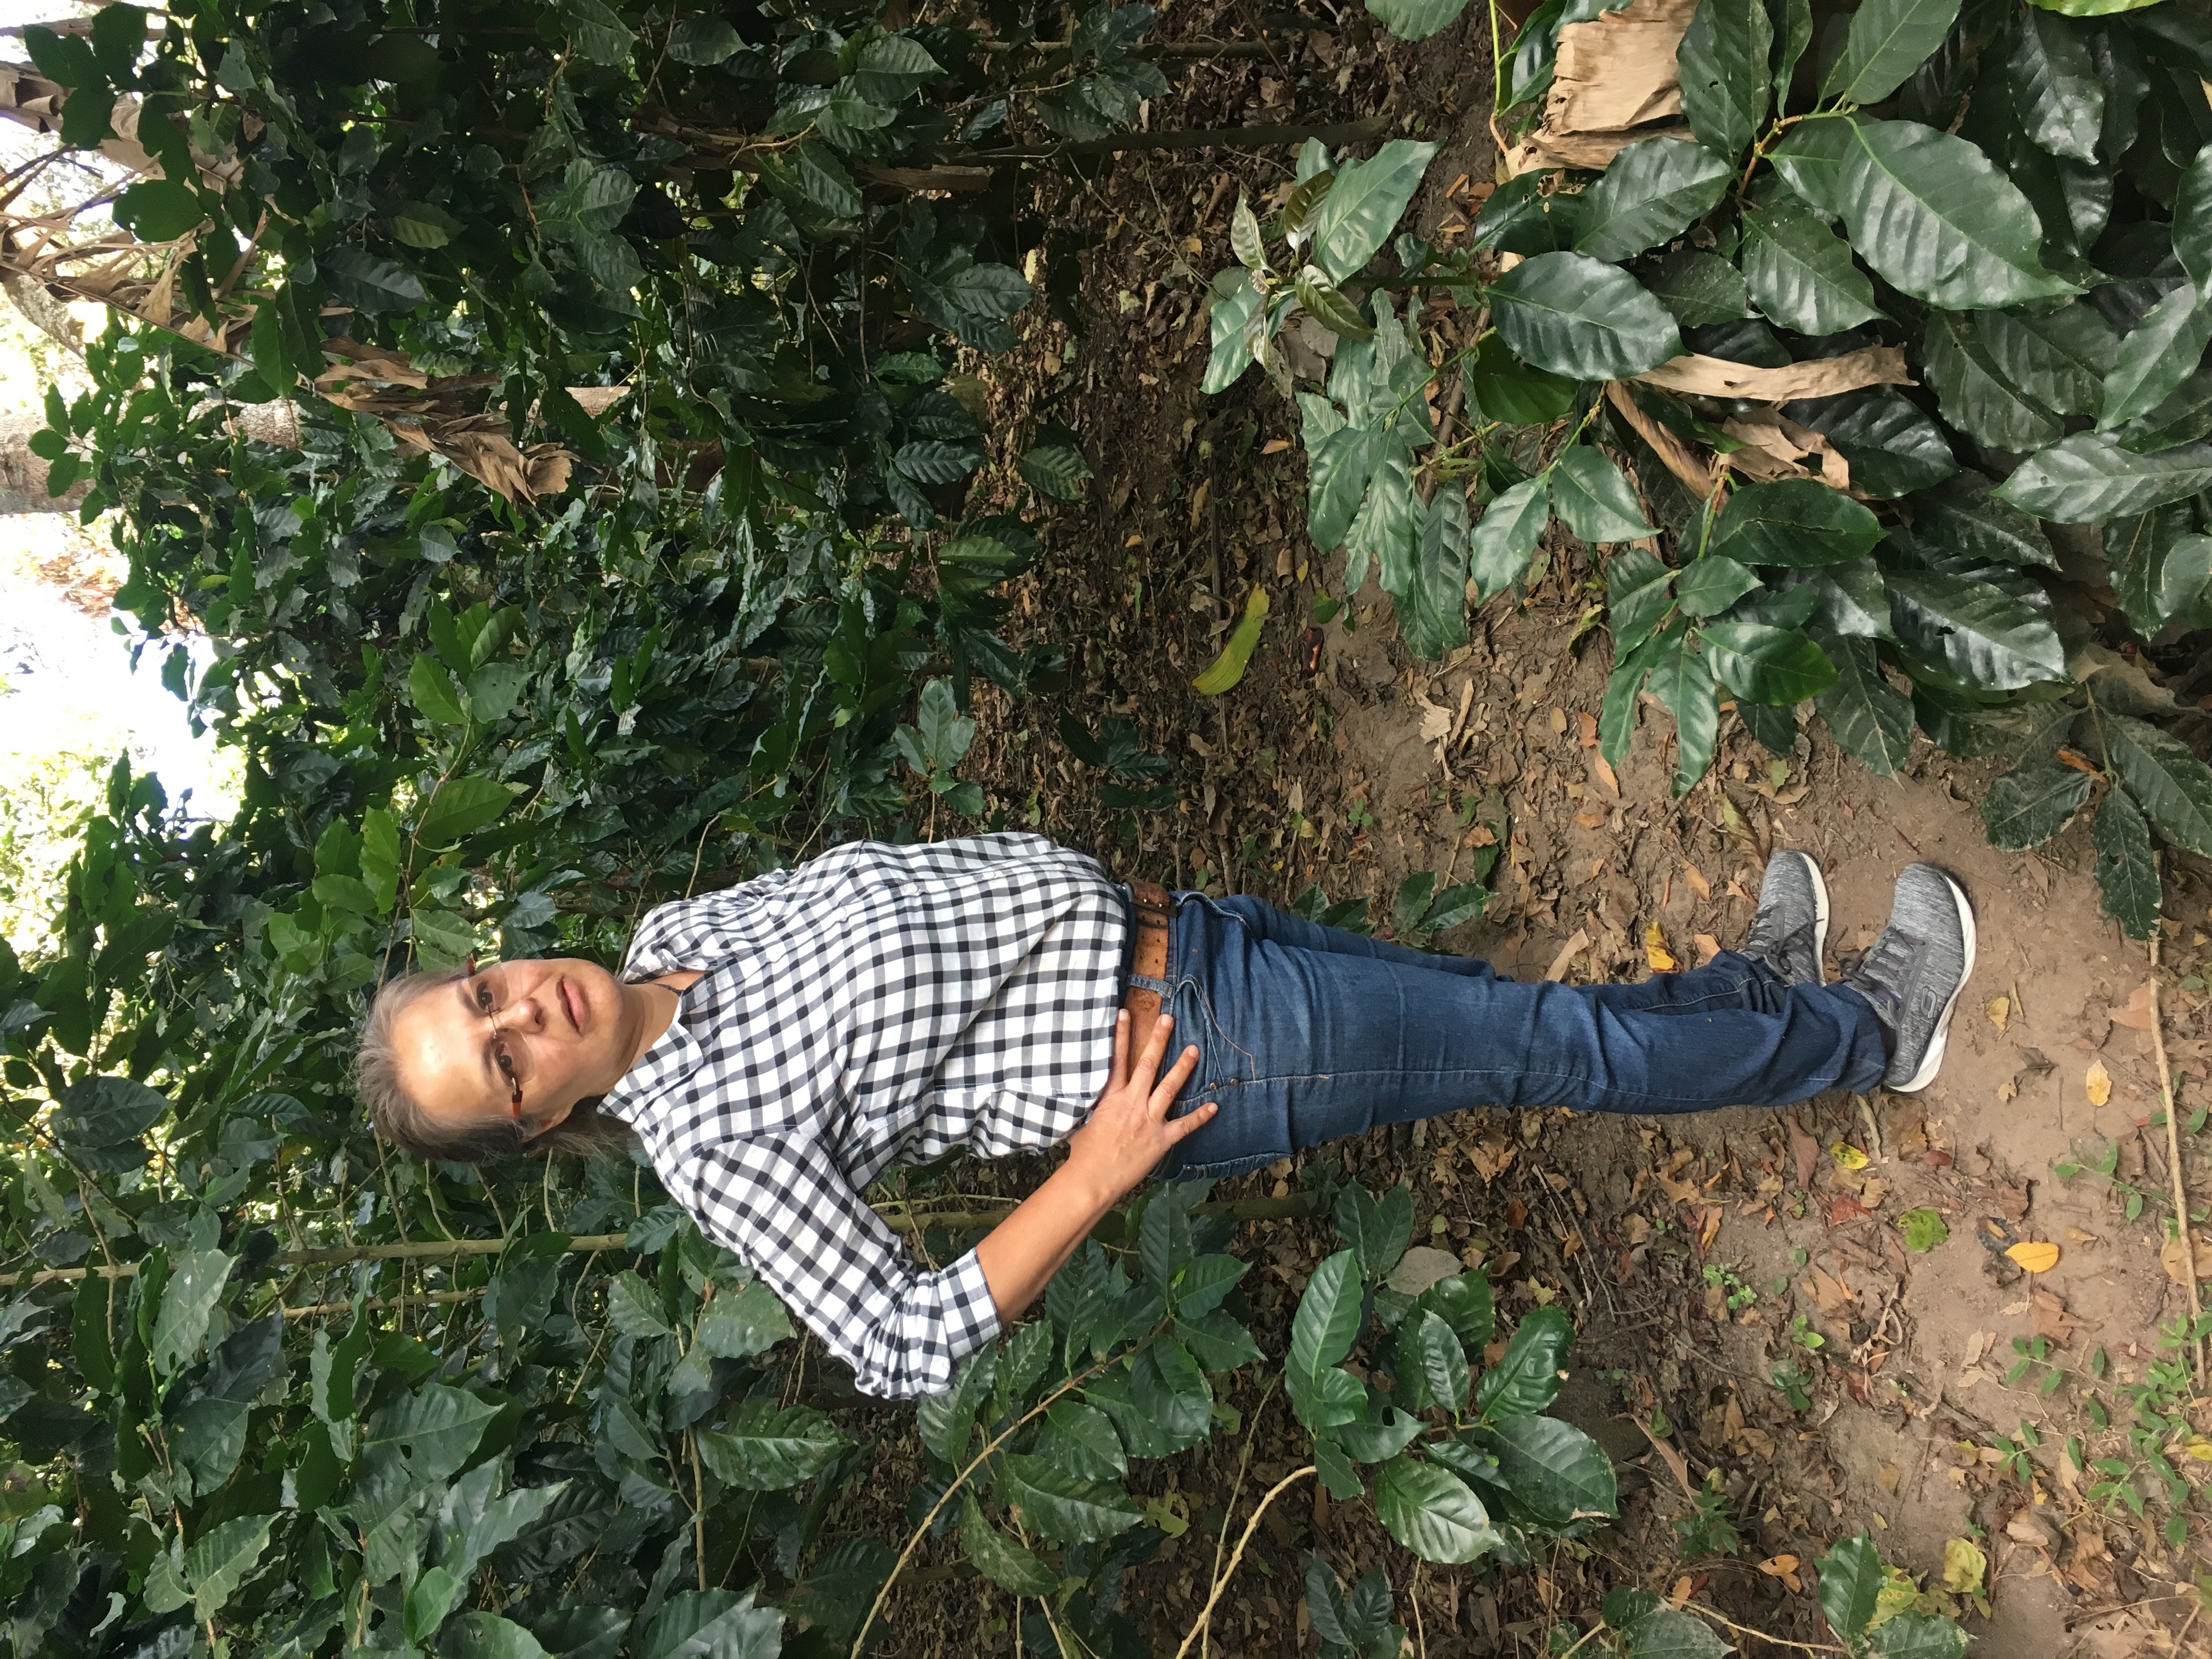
left=465, top=955, right=526, bottom=1114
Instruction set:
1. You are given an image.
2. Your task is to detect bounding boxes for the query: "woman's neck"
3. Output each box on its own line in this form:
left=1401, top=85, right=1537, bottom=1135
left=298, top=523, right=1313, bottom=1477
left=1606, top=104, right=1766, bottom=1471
left=617, top=970, right=705, bottom=1076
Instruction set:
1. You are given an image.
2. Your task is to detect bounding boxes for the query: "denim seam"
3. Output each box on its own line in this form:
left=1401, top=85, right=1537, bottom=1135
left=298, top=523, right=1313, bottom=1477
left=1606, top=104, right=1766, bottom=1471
left=1206, top=1066, right=1859, bottom=1109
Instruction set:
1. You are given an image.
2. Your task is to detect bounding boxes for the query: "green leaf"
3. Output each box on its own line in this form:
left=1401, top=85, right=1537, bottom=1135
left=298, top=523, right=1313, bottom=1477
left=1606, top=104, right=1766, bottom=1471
left=1814, top=635, right=1915, bottom=776
left=417, top=776, right=513, bottom=848
left=1310, top=141, right=1438, bottom=283
left=1035, top=1399, right=1126, bottom=1481
left=1605, top=545, right=1677, bottom=651
left=906, top=249, right=1032, bottom=352
left=323, top=246, right=430, bottom=314
left=669, top=13, right=743, bottom=64
left=562, top=0, right=635, bottom=62
left=1474, top=1306, right=1573, bottom=1419
left=1396, top=1310, right=1469, bottom=1414
left=1897, top=1206, right=1950, bottom=1252
left=1678, top=0, right=1773, bottom=160
left=1310, top=424, right=1389, bottom=555
left=1771, top=117, right=2071, bottom=310
left=1470, top=476, right=1551, bottom=599
left=1485, top=1414, right=1617, bottom=1522
left=1397, top=486, right=1471, bottom=659
left=184, top=1514, right=274, bottom=1622
left=1980, top=759, right=2094, bottom=848
left=1700, top=621, right=1837, bottom=704
left=1416, top=1269, right=1495, bottom=1351
left=960, top=1494, right=1059, bottom=1594
left=1816, top=1534, right=1885, bottom=1642
left=1288, top=1249, right=1366, bottom=1429
left=605, top=1269, right=672, bottom=1338
left=1177, top=1308, right=1267, bottom=1371
left=1573, top=138, right=1733, bottom=262
left=152, top=1249, right=234, bottom=1375
left=410, top=654, right=468, bottom=726
left=1365, top=0, right=1472, bottom=40
left=1738, top=193, right=1884, bottom=335
left=1642, top=250, right=1752, bottom=327
left=1296, top=266, right=1375, bottom=339
left=1464, top=332, right=1578, bottom=422
left=2104, top=287, right=2212, bottom=435
left=1202, top=268, right=1266, bottom=395
left=1976, top=304, right=2116, bottom=418
left=1921, top=309, right=2062, bottom=452
left=1018, top=444, right=1090, bottom=499
left=354, top=1385, right=503, bottom=1528
left=1139, top=1189, right=1195, bottom=1292
left=640, top=1589, right=781, bottom=1659
left=2106, top=713, right=2212, bottom=857
left=115, top=179, right=205, bottom=243
left=1488, top=253, right=1684, bottom=380
left=2092, top=787, right=2162, bottom=939
left=1649, top=636, right=1720, bottom=794
left=1883, top=566, right=2066, bottom=690
left=2106, top=506, right=2191, bottom=629
left=1869, top=1613, right=1971, bottom=1659
left=2008, top=7, right=2102, bottom=163
left=916, top=1348, right=994, bottom=1465
left=696, top=1399, right=846, bottom=1490
left=54, top=1075, right=167, bottom=1146
left=1821, top=0, right=1963, bottom=104
left=998, top=1453, right=1144, bottom=1545
left=1710, top=478, right=1881, bottom=567
left=1913, top=472, right=2058, bottom=569
left=1372, top=1455, right=1498, bottom=1563
left=1192, top=586, right=1271, bottom=695
left=390, top=200, right=464, bottom=249
left=1785, top=390, right=1955, bottom=498
left=1995, top=432, right=2212, bottom=519
left=443, top=1613, right=553, bottom=1659
left=1550, top=446, right=1657, bottom=543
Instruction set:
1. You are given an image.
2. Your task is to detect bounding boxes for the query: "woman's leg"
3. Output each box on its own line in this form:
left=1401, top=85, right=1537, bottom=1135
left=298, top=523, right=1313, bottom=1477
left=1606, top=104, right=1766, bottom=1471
left=1155, top=892, right=1886, bottom=1180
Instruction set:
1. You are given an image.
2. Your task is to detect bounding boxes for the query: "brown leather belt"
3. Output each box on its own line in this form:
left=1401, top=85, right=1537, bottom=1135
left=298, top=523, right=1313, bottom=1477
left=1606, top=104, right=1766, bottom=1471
left=1122, top=879, right=1174, bottom=1029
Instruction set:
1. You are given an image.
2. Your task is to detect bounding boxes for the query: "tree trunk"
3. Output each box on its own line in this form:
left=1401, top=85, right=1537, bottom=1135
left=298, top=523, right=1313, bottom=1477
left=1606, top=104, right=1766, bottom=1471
left=0, top=408, right=86, bottom=515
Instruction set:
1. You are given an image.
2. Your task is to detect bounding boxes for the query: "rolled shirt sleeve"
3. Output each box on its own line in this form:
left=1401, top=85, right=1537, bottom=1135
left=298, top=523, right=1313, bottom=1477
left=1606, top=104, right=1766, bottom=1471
left=681, top=1136, right=1001, bottom=1399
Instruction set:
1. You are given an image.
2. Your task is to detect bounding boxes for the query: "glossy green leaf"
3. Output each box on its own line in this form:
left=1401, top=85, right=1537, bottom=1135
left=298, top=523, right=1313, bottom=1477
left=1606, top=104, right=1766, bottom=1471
left=1980, top=759, right=2094, bottom=848
left=1018, top=444, right=1090, bottom=499
left=1869, top=1613, right=1971, bottom=1659
left=1913, top=472, right=2058, bottom=569
left=1573, top=138, right=1733, bottom=262
left=1738, top=193, right=1883, bottom=334
left=1649, top=635, right=1720, bottom=794
left=1551, top=446, right=1657, bottom=544
left=1367, top=0, right=1474, bottom=41
left=1463, top=334, right=1579, bottom=423
left=916, top=1347, right=994, bottom=1465
left=1783, top=390, right=1956, bottom=498
left=1230, top=192, right=1268, bottom=270
left=1771, top=117, right=2072, bottom=310
left=1605, top=545, right=1677, bottom=651
left=1348, top=452, right=1421, bottom=607
left=1488, top=253, right=1684, bottom=380
left=151, top=1249, right=234, bottom=1376
left=1309, top=424, right=1390, bottom=553
left=183, top=1514, right=273, bottom=1621
left=960, top=1494, right=1059, bottom=1594
left=1372, top=1454, right=1499, bottom=1563
left=2008, top=8, right=2102, bottom=162
left=1310, top=141, right=1438, bottom=283
left=1677, top=0, right=1772, bottom=160
left=1615, top=1604, right=1734, bottom=1658
left=2103, top=287, right=2212, bottom=434
left=1486, top=1414, right=1617, bottom=1522
left=1474, top=1306, right=1573, bottom=1419
left=2092, top=787, right=2162, bottom=939
left=1288, top=1249, right=1367, bottom=1429
left=639, top=1589, right=781, bottom=1659
left=1816, top=1534, right=1885, bottom=1642
left=54, top=1075, right=168, bottom=1147
left=1397, top=485, right=1471, bottom=659
left=1470, top=476, right=1551, bottom=599
left=1673, top=555, right=1759, bottom=618
left=1036, top=1399, right=1126, bottom=1481
left=696, top=1400, right=846, bottom=1490
left=2106, top=713, right=2212, bottom=857
left=1295, top=265, right=1375, bottom=339
left=1710, top=478, right=1882, bottom=567
left=998, top=1453, right=1144, bottom=1545
left=1329, top=1406, right=1426, bottom=1464
left=1814, top=635, right=1915, bottom=776
left=1398, top=1310, right=1469, bottom=1414
left=1416, top=1269, right=1495, bottom=1351
left=444, top=1613, right=554, bottom=1659
left=1995, top=432, right=2212, bottom=519
left=1921, top=309, right=2062, bottom=452
left=1884, top=566, right=2065, bottom=690
left=1974, top=304, right=2116, bottom=417
left=1643, top=250, right=1753, bottom=327
left=1700, top=620, right=1838, bottom=704
left=115, top=179, right=207, bottom=243
left=417, top=776, right=513, bottom=848
left=1201, top=268, right=1265, bottom=395
left=1821, top=0, right=1963, bottom=104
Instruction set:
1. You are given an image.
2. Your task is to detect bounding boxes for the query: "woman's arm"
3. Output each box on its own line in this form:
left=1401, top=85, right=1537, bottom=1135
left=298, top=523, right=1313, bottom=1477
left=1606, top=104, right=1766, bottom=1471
left=973, top=1011, right=1217, bottom=1322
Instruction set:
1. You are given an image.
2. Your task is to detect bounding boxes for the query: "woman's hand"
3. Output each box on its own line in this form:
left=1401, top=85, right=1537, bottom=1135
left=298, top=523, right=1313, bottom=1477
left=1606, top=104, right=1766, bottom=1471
left=1061, top=1011, right=1218, bottom=1205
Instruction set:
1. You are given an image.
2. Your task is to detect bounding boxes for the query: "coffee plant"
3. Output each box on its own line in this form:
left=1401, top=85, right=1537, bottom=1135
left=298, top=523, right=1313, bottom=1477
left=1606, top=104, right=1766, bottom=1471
left=1201, top=0, right=2212, bottom=938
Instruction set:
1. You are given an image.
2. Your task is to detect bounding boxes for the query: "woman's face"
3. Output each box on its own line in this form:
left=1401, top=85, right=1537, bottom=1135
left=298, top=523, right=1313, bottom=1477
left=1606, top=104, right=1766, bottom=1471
left=392, top=957, right=637, bottom=1140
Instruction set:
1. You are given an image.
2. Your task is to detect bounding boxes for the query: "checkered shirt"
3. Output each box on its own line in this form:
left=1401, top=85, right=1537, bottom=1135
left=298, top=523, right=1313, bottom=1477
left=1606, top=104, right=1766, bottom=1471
left=599, top=834, right=1128, bottom=1398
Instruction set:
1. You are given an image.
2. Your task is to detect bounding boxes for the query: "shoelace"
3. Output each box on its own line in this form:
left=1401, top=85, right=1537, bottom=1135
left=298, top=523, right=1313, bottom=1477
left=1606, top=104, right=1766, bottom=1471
left=1846, top=927, right=1918, bottom=1011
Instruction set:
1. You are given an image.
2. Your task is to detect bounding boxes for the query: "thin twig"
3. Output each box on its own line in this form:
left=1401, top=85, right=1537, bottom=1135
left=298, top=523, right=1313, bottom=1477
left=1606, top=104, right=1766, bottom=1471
left=1683, top=1602, right=1847, bottom=1654
left=2151, top=929, right=2206, bottom=1387
left=1202, top=1374, right=1280, bottom=1659
left=1172, top=1466, right=1316, bottom=1659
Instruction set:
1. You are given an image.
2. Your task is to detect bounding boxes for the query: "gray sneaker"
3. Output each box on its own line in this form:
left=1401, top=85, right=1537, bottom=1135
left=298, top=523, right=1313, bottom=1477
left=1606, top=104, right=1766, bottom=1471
left=1742, top=850, right=1830, bottom=986
left=1840, top=864, right=1977, bottom=1092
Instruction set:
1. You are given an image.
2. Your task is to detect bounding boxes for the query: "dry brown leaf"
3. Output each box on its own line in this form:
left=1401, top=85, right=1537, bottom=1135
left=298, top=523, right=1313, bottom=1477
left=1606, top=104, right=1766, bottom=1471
left=2111, top=982, right=2157, bottom=1033
left=1681, top=862, right=1711, bottom=901
left=2085, top=1059, right=2112, bottom=1108
left=1637, top=345, right=1912, bottom=403
left=1806, top=1265, right=1853, bottom=1312
left=1593, top=754, right=1621, bottom=797
left=1717, top=410, right=1852, bottom=490
left=1576, top=809, right=1609, bottom=829
left=2032, top=1286, right=2089, bottom=1345
left=1602, top=379, right=1718, bottom=497
left=2161, top=1233, right=2212, bottom=1284
left=1986, top=995, right=2010, bottom=1033
left=1577, top=711, right=1599, bottom=747
left=1543, top=928, right=1592, bottom=983
left=1787, top=1109, right=1819, bottom=1190
left=2006, top=1240, right=2061, bottom=1273
left=1502, top=0, right=1697, bottom=173
left=1692, top=930, right=1722, bottom=965
left=1756, top=1556, right=1802, bottom=1592
left=1413, top=692, right=1454, bottom=744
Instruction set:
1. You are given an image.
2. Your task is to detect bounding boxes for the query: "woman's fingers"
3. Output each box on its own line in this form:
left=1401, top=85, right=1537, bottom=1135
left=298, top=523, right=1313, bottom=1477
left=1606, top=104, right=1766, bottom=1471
left=1133, top=1012, right=1176, bottom=1079
left=1164, top=1101, right=1218, bottom=1144
left=1108, top=1009, right=1132, bottom=1090
left=1148, top=1043, right=1201, bottom=1113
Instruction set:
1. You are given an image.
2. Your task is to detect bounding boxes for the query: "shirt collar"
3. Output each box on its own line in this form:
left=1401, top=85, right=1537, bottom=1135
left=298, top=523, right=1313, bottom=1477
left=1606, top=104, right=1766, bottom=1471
left=599, top=978, right=710, bottom=1126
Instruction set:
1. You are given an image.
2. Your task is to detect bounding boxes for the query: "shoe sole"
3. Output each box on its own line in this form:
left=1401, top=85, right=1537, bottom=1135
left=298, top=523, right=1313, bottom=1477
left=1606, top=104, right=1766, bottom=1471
left=1889, top=867, right=1978, bottom=1094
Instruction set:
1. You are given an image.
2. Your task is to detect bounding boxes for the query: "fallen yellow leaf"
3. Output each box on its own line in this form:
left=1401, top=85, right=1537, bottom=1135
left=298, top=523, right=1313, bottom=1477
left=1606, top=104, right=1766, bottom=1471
left=2006, top=1240, right=2061, bottom=1274
left=2086, top=1059, right=2111, bottom=1108
left=2185, top=1436, right=2212, bottom=1463
left=1644, top=923, right=1677, bottom=972
left=1942, top=1537, right=1987, bottom=1596
left=1830, top=1141, right=1870, bottom=1171
left=1986, top=995, right=2009, bottom=1032
left=1756, top=1555, right=1803, bottom=1592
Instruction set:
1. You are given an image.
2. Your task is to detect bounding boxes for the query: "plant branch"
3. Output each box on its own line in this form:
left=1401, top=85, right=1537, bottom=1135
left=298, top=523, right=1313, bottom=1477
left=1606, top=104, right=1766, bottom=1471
left=1173, top=1465, right=1316, bottom=1659
left=2151, top=929, right=2205, bottom=1387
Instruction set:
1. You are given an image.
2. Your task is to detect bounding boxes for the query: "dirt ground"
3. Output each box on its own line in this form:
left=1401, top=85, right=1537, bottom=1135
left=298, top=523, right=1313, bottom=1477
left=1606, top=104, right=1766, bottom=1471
left=859, top=7, right=2212, bottom=1655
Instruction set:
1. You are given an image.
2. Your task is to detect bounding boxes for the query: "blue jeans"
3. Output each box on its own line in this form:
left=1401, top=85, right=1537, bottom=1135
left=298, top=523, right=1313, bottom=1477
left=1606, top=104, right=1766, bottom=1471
left=1143, top=892, right=1889, bottom=1182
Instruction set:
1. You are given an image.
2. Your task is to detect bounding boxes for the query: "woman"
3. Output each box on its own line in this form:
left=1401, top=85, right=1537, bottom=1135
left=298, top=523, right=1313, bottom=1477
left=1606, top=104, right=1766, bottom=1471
left=356, top=834, right=1973, bottom=1398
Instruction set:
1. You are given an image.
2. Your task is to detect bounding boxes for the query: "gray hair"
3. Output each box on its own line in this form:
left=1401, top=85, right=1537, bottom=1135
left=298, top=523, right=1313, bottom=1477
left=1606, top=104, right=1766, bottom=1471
left=356, top=966, right=637, bottom=1162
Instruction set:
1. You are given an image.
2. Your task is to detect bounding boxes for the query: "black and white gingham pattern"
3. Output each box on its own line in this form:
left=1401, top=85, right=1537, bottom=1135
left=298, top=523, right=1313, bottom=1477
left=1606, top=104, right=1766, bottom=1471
left=599, top=834, right=1128, bottom=1398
